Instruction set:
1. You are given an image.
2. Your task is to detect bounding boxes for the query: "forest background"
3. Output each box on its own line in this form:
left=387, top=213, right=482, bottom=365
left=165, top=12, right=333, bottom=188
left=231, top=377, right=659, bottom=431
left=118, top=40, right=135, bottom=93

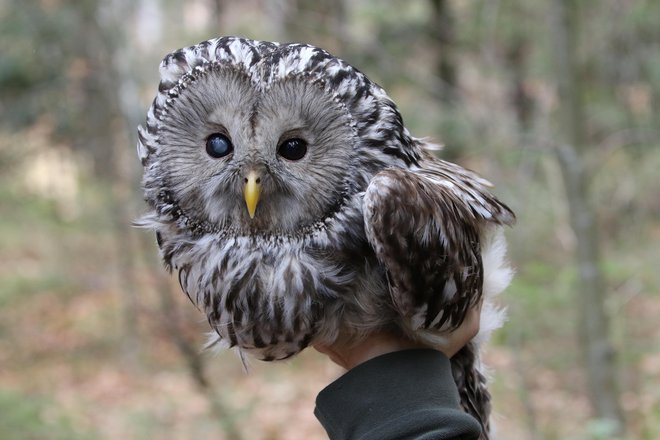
left=0, top=0, right=658, bottom=439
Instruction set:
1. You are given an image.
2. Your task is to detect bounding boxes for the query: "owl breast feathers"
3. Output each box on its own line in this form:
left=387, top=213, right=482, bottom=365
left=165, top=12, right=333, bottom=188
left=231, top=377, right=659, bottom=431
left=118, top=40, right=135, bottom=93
left=137, top=36, right=514, bottom=438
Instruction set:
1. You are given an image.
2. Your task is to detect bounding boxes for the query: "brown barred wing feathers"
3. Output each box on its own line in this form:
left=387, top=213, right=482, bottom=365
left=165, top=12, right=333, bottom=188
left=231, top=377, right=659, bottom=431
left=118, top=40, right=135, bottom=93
left=363, top=164, right=513, bottom=333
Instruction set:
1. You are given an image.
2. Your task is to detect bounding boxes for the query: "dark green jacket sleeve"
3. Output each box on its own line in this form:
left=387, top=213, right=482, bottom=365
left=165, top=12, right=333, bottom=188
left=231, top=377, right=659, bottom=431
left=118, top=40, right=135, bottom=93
left=314, top=349, right=482, bottom=440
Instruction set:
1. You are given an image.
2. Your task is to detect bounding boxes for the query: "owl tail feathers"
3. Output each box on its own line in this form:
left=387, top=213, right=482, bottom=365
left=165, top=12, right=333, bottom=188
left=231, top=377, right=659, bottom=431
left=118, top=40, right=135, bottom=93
left=474, top=227, right=513, bottom=348
left=452, top=342, right=492, bottom=440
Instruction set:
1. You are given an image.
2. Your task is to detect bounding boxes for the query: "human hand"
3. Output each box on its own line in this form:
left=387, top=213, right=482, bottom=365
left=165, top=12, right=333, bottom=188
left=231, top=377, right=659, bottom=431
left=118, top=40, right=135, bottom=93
left=314, top=300, right=482, bottom=370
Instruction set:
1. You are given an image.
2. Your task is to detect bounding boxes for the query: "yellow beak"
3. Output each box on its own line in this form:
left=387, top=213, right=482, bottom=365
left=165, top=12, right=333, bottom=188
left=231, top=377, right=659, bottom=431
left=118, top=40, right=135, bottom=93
left=243, top=171, right=262, bottom=219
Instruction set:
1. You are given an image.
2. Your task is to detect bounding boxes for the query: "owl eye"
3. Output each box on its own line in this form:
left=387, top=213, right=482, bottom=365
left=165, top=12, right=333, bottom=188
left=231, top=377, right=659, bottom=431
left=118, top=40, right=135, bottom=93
left=206, top=133, right=233, bottom=158
left=277, top=138, right=307, bottom=161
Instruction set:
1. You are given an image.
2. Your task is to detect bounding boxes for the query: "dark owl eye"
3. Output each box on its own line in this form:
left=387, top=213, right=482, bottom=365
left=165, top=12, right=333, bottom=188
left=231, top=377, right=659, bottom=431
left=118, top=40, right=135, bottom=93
left=206, top=133, right=233, bottom=158
left=277, top=138, right=307, bottom=161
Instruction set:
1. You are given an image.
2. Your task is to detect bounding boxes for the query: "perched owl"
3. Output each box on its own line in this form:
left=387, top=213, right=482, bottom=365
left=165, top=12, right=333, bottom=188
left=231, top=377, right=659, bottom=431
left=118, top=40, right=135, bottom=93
left=137, top=37, right=514, bottom=438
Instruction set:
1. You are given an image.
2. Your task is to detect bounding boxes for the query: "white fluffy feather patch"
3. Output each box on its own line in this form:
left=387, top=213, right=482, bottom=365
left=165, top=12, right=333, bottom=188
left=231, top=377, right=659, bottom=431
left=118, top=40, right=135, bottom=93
left=473, top=227, right=513, bottom=348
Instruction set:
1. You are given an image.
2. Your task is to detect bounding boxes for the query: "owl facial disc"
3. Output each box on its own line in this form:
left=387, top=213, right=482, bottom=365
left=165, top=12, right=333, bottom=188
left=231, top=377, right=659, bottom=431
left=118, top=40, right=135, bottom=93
left=243, top=170, right=262, bottom=219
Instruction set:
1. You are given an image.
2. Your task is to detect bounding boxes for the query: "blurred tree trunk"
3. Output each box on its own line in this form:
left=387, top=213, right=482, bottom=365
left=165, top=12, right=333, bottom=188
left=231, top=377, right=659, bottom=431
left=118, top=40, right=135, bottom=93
left=77, top=5, right=120, bottom=180
left=506, top=37, right=534, bottom=133
left=71, top=0, right=144, bottom=368
left=265, top=0, right=291, bottom=40
left=511, top=334, right=541, bottom=440
left=428, top=0, right=463, bottom=159
left=211, top=0, right=224, bottom=20
left=549, top=0, right=625, bottom=434
left=287, top=0, right=347, bottom=53
left=90, top=0, right=144, bottom=369
left=429, top=0, right=458, bottom=103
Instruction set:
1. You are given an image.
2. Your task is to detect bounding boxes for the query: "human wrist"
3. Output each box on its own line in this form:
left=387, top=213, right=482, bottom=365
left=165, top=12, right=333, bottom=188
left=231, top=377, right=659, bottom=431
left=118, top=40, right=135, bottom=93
left=316, top=332, right=430, bottom=370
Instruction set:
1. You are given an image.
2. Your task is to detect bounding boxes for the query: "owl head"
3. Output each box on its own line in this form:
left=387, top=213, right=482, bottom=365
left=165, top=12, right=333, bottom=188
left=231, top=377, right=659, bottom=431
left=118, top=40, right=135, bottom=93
left=138, top=37, right=422, bottom=237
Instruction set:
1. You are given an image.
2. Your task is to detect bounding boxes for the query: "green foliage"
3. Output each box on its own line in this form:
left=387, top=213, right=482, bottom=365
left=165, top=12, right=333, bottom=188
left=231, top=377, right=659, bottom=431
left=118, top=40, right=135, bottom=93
left=0, top=1, right=77, bottom=127
left=587, top=418, right=624, bottom=440
left=0, top=273, right=73, bottom=307
left=0, top=0, right=113, bottom=160
left=498, top=262, right=576, bottom=342
left=0, top=389, right=94, bottom=440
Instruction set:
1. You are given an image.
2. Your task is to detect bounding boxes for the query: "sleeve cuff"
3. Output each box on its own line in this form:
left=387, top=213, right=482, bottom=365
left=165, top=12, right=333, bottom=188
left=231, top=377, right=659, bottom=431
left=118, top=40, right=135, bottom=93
left=314, top=349, right=482, bottom=440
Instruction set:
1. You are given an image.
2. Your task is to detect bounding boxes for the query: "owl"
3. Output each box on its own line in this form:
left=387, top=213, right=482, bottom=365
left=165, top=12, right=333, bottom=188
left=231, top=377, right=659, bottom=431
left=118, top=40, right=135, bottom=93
left=136, top=37, right=514, bottom=438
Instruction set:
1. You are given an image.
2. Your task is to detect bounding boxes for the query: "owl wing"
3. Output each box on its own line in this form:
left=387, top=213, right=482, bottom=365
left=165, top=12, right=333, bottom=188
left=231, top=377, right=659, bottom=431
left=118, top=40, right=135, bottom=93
left=363, top=160, right=514, bottom=332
